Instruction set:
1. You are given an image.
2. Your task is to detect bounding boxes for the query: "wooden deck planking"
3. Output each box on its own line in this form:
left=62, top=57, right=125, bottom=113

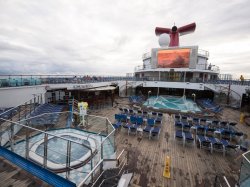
left=87, top=98, right=247, bottom=187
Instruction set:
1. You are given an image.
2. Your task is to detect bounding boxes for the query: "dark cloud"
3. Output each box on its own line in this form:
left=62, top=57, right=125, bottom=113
left=0, top=0, right=249, bottom=78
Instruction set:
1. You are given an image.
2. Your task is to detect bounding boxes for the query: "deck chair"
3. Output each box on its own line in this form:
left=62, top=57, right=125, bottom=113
left=221, top=129, right=232, bottom=141
left=200, top=119, right=207, bottom=125
left=128, top=117, right=144, bottom=136
left=137, top=110, right=142, bottom=116
left=174, top=115, right=181, bottom=122
left=112, top=122, right=122, bottom=129
left=182, top=122, right=191, bottom=132
left=175, top=130, right=184, bottom=146
left=123, top=108, right=129, bottom=114
left=220, top=121, right=228, bottom=128
left=229, top=122, right=237, bottom=127
left=120, top=114, right=128, bottom=123
left=147, top=118, right=155, bottom=126
left=143, top=125, right=152, bottom=139
left=197, top=125, right=206, bottom=135
left=157, top=113, right=163, bottom=119
left=220, top=139, right=238, bottom=154
left=151, top=112, right=157, bottom=118
left=184, top=131, right=195, bottom=146
left=130, top=115, right=137, bottom=124
left=175, top=121, right=183, bottom=131
left=205, top=128, right=216, bottom=137
left=197, top=135, right=212, bottom=152
left=181, top=116, right=188, bottom=122
left=143, top=111, right=148, bottom=118
left=208, top=137, right=225, bottom=156
left=192, top=118, right=200, bottom=124
left=122, top=122, right=131, bottom=133
left=129, top=109, right=134, bottom=115
left=150, top=126, right=161, bottom=140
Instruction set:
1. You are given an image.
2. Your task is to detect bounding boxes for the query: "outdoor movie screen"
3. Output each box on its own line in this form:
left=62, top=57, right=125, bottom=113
left=157, top=48, right=191, bottom=68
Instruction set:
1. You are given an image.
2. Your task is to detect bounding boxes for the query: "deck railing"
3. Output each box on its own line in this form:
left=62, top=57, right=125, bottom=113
left=1, top=74, right=250, bottom=88
left=0, top=107, right=116, bottom=186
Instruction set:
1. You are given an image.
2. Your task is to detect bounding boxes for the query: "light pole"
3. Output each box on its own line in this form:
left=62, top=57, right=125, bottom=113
left=148, top=90, right=152, bottom=105
left=192, top=93, right=196, bottom=102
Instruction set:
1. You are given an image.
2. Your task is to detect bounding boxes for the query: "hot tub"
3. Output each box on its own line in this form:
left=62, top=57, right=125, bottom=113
left=29, top=132, right=97, bottom=172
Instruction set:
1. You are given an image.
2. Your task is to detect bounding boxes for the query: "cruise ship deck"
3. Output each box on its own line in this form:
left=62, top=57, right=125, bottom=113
left=87, top=98, right=248, bottom=187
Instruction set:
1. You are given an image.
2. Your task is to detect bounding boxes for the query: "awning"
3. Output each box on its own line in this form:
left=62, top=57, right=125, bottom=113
left=84, top=86, right=117, bottom=92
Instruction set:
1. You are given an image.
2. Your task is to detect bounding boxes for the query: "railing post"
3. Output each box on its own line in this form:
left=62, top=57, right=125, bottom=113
left=10, top=122, right=14, bottom=151
left=40, top=93, right=43, bottom=104
left=43, top=133, right=48, bottom=168
left=25, top=127, right=30, bottom=159
left=18, top=105, right=21, bottom=121
left=106, top=118, right=109, bottom=135
left=29, top=100, right=32, bottom=115
left=66, top=140, right=71, bottom=179
left=25, top=102, right=27, bottom=119
left=33, top=96, right=36, bottom=112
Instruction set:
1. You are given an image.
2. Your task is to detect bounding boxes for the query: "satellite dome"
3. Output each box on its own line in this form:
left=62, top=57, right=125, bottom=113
left=158, top=33, right=170, bottom=47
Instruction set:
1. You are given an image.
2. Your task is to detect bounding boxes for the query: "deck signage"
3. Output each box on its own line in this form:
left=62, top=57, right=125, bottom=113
left=163, top=156, right=171, bottom=178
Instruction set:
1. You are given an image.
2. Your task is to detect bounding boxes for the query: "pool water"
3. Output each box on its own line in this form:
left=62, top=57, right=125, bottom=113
left=144, top=96, right=201, bottom=113
left=35, top=135, right=91, bottom=164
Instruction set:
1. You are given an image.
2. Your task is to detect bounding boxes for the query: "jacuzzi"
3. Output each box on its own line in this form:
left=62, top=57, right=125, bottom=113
left=29, top=132, right=97, bottom=172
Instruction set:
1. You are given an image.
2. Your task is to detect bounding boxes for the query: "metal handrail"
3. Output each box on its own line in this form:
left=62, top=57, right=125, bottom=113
left=1, top=135, right=91, bottom=176
left=0, top=118, right=93, bottom=152
left=0, top=94, right=42, bottom=116
left=77, top=159, right=104, bottom=187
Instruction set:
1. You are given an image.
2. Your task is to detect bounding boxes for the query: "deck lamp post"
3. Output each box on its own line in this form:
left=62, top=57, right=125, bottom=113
left=148, top=90, right=152, bottom=105
left=192, top=93, right=196, bottom=102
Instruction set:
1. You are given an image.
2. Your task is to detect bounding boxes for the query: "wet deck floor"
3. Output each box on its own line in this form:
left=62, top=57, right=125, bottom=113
left=89, top=98, right=249, bottom=187
left=1, top=97, right=249, bottom=187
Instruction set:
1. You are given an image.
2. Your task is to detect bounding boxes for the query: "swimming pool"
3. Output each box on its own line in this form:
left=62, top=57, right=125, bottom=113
left=144, top=96, right=201, bottom=113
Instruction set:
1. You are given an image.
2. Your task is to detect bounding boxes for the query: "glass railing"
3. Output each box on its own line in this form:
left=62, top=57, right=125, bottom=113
left=1, top=75, right=249, bottom=88
left=0, top=106, right=115, bottom=186
left=239, top=151, right=250, bottom=187
left=0, top=75, right=135, bottom=88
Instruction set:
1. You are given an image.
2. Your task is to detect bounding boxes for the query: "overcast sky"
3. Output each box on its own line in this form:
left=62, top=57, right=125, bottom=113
left=0, top=0, right=250, bottom=78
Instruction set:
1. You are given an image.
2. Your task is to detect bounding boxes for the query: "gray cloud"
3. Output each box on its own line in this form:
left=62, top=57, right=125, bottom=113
left=0, top=0, right=250, bottom=78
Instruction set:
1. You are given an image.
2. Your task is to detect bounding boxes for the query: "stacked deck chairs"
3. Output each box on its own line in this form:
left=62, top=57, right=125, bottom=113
left=128, top=96, right=144, bottom=104
left=114, top=107, right=163, bottom=140
left=197, top=99, right=222, bottom=113
left=29, top=104, right=65, bottom=126
left=174, top=114, right=194, bottom=147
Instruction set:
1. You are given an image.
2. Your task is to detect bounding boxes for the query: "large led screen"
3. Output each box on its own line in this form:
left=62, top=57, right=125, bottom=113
left=157, top=49, right=191, bottom=68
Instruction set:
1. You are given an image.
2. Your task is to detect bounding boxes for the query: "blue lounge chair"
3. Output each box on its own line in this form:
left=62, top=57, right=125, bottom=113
left=147, top=118, right=155, bottom=126
left=175, top=121, right=183, bottom=131
left=181, top=116, right=188, bottom=122
left=208, top=137, right=225, bottom=155
left=184, top=131, right=194, bottom=146
left=143, top=125, right=152, bottom=139
left=157, top=113, right=163, bottom=118
left=197, top=135, right=212, bottom=152
left=150, top=127, right=161, bottom=140
left=112, top=122, right=122, bottom=129
left=182, top=122, right=191, bottom=132
left=197, top=125, right=206, bottom=135
left=175, top=130, right=184, bottom=146
left=192, top=118, right=199, bottom=124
